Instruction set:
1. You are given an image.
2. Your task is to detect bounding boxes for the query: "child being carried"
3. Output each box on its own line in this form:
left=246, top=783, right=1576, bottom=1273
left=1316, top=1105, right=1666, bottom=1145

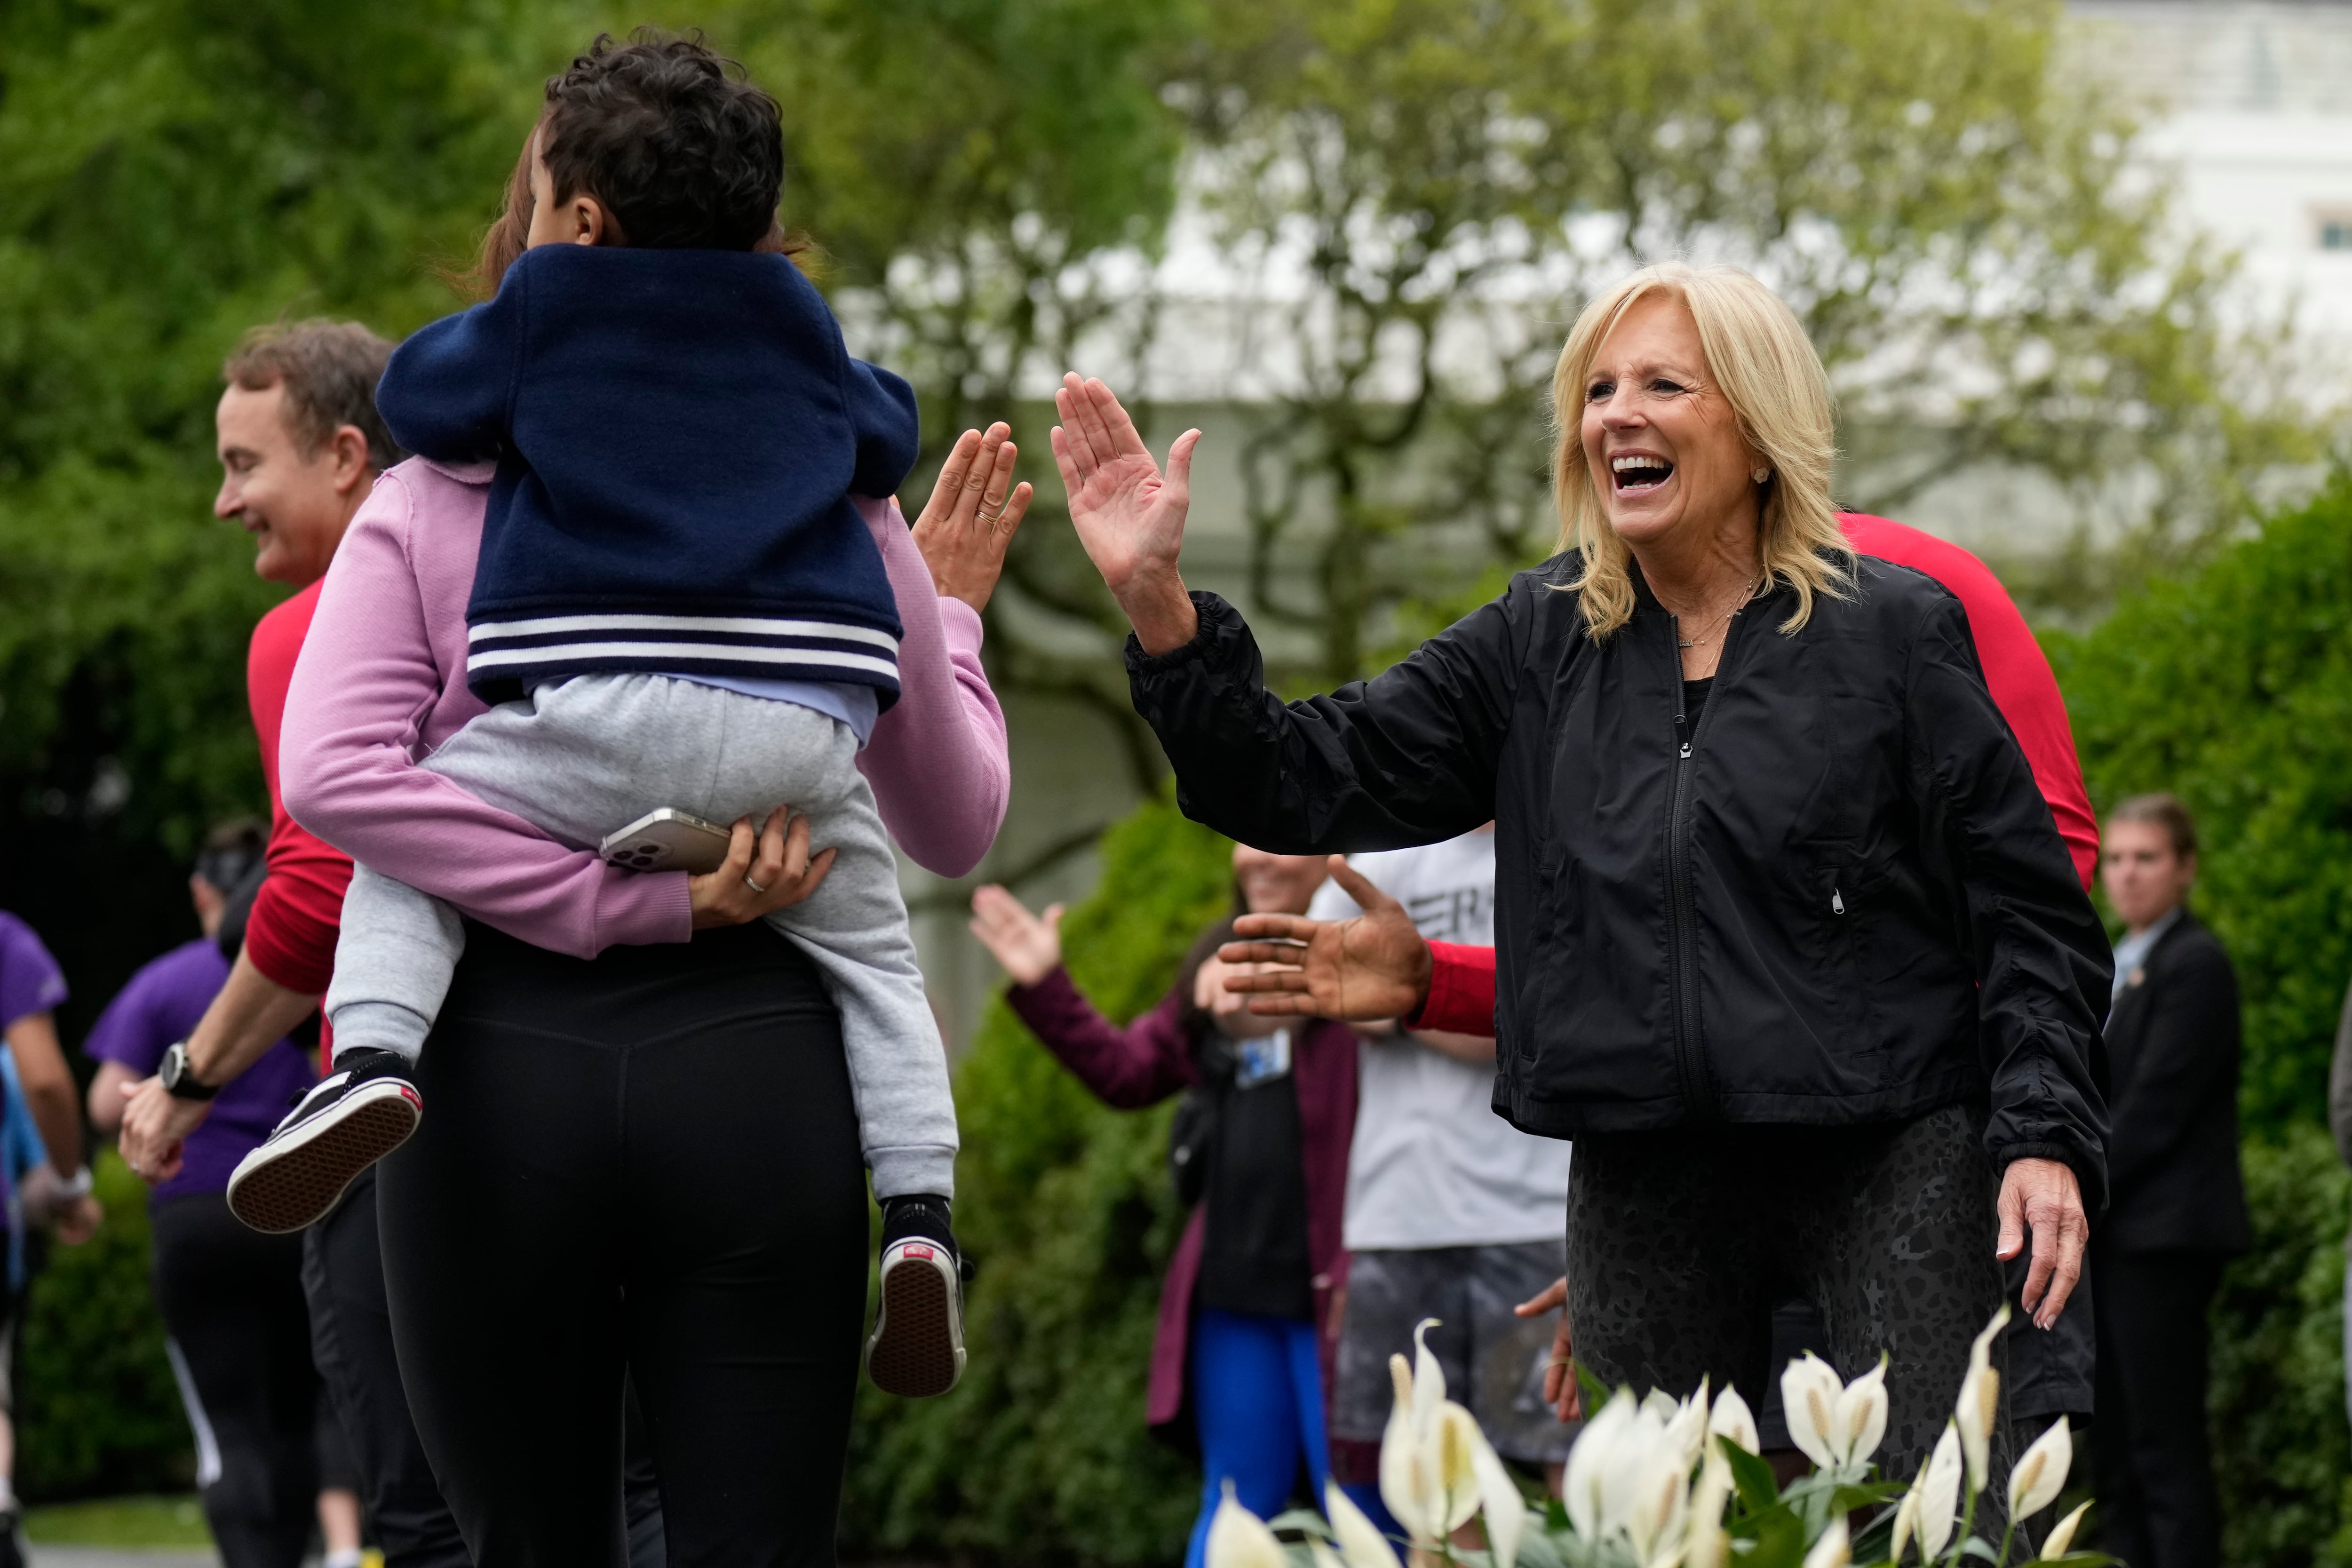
left=228, top=36, right=965, bottom=1399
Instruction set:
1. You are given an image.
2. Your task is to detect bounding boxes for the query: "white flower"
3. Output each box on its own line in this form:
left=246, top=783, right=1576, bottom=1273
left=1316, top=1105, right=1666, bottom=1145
left=1376, top=1320, right=1485, bottom=1547
left=1888, top=1471, right=1924, bottom=1562
left=1323, top=1483, right=1403, bottom=1568
left=1707, top=1386, right=1760, bottom=1457
left=1780, top=1353, right=1889, bottom=1470
left=1917, top=1422, right=1965, bottom=1559
left=1600, top=1398, right=1690, bottom=1562
left=1562, top=1388, right=1633, bottom=1539
left=1681, top=1451, right=1733, bottom=1568
left=1954, top=1305, right=2010, bottom=1493
left=2041, top=1498, right=2093, bottom=1558
left=1662, top=1378, right=1711, bottom=1471
left=1204, top=1483, right=1287, bottom=1568
left=1468, top=1429, right=1527, bottom=1568
left=1801, top=1515, right=1851, bottom=1568
left=2007, top=1417, right=2073, bottom=1522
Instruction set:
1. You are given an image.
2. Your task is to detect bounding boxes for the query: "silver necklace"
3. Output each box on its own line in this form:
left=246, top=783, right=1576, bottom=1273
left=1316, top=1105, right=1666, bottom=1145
left=1675, top=575, right=1766, bottom=650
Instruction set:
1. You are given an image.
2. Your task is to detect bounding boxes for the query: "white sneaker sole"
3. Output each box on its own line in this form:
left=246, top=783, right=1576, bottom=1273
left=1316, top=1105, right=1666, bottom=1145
left=227, top=1079, right=421, bottom=1234
left=865, top=1240, right=966, bottom=1398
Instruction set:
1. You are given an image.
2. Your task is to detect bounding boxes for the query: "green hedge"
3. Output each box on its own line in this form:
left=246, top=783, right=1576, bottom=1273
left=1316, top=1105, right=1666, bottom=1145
left=15, top=1153, right=190, bottom=1501
left=2054, top=471, right=2352, bottom=1566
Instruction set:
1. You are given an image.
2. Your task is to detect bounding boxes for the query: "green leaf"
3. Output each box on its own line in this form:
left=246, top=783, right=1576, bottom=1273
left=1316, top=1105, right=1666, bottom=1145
left=1720, top=1435, right=1783, bottom=1512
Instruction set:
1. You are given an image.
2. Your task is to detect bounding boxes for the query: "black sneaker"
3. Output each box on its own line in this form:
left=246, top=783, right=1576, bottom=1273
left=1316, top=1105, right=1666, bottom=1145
left=864, top=1196, right=967, bottom=1398
left=227, top=1050, right=421, bottom=1234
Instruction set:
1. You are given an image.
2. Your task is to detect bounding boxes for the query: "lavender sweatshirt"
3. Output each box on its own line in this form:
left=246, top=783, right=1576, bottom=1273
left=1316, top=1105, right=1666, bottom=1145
left=281, top=456, right=1009, bottom=957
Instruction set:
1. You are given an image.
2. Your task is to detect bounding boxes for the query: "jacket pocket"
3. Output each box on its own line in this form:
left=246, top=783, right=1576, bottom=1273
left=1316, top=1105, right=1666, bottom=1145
left=1773, top=839, right=1892, bottom=1092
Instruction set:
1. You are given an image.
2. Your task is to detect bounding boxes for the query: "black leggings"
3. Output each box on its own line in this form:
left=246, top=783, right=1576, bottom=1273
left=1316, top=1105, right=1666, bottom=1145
left=1566, top=1104, right=2017, bottom=1508
left=152, top=1193, right=320, bottom=1568
left=379, top=921, right=870, bottom=1568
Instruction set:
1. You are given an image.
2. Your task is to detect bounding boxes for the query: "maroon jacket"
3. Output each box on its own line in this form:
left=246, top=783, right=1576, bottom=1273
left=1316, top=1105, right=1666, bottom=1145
left=1005, top=966, right=1359, bottom=1445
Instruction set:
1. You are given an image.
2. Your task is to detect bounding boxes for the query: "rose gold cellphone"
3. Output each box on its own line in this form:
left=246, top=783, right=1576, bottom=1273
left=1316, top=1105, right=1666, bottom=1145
left=598, top=809, right=735, bottom=876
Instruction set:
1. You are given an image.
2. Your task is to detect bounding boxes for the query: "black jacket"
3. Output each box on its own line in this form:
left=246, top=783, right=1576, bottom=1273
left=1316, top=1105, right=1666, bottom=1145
left=1126, top=557, right=2112, bottom=1207
left=2101, top=910, right=2251, bottom=1254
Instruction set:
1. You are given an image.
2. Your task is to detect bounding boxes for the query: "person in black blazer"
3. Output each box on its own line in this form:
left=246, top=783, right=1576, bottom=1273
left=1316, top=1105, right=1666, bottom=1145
left=2092, top=793, right=2250, bottom=1568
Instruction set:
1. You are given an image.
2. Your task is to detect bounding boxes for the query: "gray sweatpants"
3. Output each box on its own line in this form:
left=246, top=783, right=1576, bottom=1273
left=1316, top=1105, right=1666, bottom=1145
left=325, top=674, right=956, bottom=1200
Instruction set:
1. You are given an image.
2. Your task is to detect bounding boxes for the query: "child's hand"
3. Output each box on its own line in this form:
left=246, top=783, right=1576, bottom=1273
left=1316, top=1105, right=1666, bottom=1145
left=690, top=807, right=837, bottom=929
left=911, top=423, right=1033, bottom=613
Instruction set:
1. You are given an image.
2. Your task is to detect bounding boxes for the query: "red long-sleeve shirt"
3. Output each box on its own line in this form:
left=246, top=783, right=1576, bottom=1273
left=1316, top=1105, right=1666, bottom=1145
left=243, top=581, right=353, bottom=999
left=1407, top=515, right=2098, bottom=1035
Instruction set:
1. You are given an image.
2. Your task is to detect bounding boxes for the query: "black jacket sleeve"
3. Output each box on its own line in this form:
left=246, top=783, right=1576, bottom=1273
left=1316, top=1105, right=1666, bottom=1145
left=1904, top=595, right=2114, bottom=1209
left=1124, top=588, right=1525, bottom=853
left=2108, top=931, right=2239, bottom=1195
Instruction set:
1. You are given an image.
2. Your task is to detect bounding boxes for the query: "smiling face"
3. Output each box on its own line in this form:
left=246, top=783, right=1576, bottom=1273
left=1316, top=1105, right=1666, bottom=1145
left=214, top=382, right=359, bottom=587
left=1578, top=293, right=1764, bottom=561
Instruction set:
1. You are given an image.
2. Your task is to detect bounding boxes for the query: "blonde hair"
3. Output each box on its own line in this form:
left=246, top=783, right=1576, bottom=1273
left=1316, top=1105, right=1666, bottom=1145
left=1550, top=262, right=1851, bottom=640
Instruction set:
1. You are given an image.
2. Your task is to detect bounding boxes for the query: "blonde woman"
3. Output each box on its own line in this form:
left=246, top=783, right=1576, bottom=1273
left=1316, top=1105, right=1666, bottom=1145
left=1049, top=263, right=2110, bottom=1499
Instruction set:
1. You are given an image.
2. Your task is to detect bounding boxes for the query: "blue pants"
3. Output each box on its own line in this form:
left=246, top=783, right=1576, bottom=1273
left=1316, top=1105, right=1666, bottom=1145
left=1186, top=1309, right=1331, bottom=1568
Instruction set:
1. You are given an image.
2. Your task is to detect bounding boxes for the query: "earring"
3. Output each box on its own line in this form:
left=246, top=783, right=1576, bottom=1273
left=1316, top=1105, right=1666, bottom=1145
left=1751, top=466, right=1771, bottom=484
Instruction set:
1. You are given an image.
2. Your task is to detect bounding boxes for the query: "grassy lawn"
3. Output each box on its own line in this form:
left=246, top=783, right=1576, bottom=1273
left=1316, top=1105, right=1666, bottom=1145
left=24, top=1494, right=212, bottom=1548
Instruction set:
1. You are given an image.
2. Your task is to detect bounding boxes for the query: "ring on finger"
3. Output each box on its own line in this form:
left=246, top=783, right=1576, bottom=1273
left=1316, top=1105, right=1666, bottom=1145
left=744, top=873, right=768, bottom=895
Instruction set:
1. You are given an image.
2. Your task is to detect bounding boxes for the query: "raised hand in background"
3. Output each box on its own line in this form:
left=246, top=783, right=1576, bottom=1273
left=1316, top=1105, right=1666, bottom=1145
left=969, top=883, right=1064, bottom=987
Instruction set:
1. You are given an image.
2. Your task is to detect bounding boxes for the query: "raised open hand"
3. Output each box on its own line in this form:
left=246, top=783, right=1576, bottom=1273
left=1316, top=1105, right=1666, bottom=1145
left=911, top=422, right=1033, bottom=613
left=1214, top=857, right=1434, bottom=1021
left=1049, top=373, right=1202, bottom=654
left=969, top=883, right=1064, bottom=987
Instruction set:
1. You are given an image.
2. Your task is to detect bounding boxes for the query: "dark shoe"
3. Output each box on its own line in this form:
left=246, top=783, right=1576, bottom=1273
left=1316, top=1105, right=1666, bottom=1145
left=227, top=1050, right=421, bottom=1234
left=864, top=1196, right=967, bottom=1398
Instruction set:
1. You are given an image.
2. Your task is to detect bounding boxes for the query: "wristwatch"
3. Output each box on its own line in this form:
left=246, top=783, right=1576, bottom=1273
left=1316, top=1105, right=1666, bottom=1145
left=55, top=1166, right=92, bottom=1201
left=159, top=1042, right=220, bottom=1101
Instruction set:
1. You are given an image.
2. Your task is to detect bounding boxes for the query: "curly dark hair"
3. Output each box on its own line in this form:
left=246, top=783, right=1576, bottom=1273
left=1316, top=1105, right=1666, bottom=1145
left=540, top=30, right=783, bottom=252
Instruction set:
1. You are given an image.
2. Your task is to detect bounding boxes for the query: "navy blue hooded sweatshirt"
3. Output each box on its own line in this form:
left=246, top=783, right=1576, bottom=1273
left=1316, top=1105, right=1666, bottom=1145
left=377, top=244, right=918, bottom=705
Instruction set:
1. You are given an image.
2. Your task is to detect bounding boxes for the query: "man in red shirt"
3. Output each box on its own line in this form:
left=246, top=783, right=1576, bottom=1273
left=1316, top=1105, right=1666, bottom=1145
left=116, top=322, right=473, bottom=1568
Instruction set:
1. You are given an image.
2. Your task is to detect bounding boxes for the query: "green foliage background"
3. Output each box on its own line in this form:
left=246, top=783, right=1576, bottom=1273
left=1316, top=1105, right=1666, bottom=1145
left=14, top=1155, right=190, bottom=1499
left=2051, top=476, right=2352, bottom=1568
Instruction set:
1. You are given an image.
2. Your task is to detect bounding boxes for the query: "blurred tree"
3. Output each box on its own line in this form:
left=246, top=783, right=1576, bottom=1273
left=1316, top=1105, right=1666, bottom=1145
left=1056, top=0, right=2332, bottom=693
left=0, top=0, right=564, bottom=1027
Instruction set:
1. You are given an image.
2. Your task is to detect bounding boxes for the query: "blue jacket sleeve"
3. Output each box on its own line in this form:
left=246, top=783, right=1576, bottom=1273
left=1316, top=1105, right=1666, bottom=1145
left=376, top=277, right=527, bottom=463
left=845, top=360, right=920, bottom=500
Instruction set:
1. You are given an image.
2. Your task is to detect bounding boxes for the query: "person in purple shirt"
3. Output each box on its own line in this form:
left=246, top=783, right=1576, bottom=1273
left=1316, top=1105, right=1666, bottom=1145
left=0, top=906, right=100, bottom=1568
left=87, top=823, right=360, bottom=1568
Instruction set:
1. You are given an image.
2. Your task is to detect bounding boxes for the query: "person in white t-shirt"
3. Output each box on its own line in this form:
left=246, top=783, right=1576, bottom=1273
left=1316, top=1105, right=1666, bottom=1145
left=1304, top=827, right=1575, bottom=1521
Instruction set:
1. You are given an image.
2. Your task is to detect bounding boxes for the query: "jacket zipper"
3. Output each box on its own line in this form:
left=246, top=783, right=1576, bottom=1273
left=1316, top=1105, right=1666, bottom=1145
left=1661, top=596, right=1757, bottom=1123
